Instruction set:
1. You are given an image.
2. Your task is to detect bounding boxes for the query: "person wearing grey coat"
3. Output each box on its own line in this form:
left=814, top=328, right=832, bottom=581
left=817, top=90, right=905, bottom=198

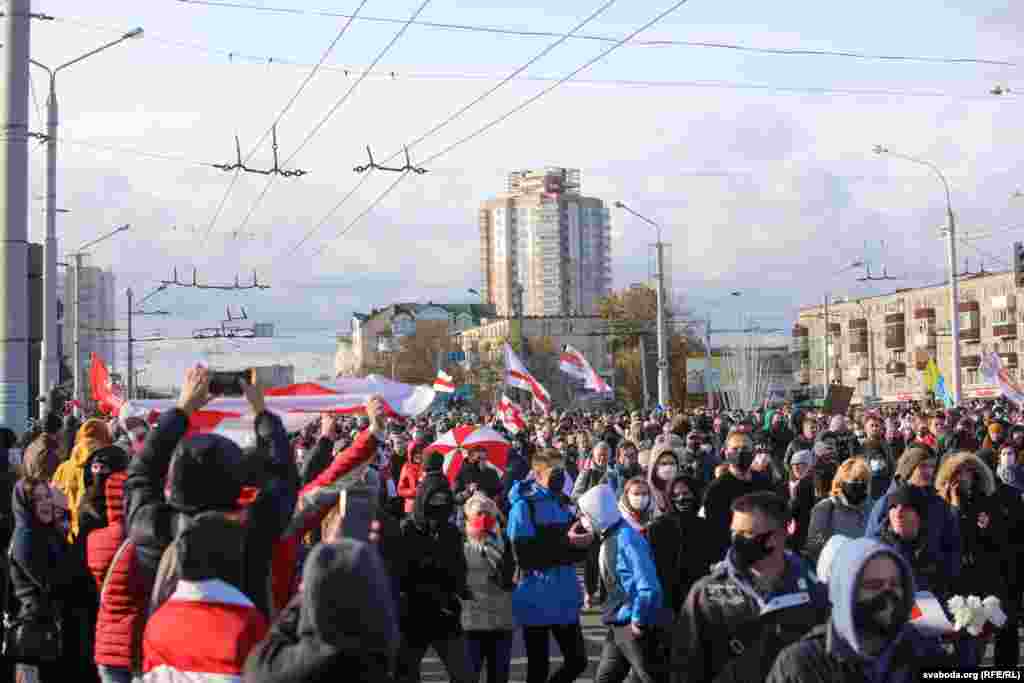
left=803, top=486, right=873, bottom=563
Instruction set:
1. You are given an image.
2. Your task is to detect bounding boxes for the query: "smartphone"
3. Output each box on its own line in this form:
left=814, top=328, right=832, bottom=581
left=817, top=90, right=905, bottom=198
left=339, top=484, right=378, bottom=542
left=209, top=369, right=252, bottom=396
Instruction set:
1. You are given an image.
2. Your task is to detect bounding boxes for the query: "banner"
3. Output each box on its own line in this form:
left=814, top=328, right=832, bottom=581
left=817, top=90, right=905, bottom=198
left=497, top=394, right=527, bottom=434
left=980, top=352, right=1024, bottom=405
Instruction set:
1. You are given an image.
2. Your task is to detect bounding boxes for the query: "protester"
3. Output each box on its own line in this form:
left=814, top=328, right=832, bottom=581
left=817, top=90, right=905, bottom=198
left=702, top=431, right=771, bottom=560
left=646, top=443, right=680, bottom=517
left=461, top=492, right=515, bottom=683
left=804, top=457, right=873, bottom=563
left=508, top=449, right=592, bottom=683
left=578, top=483, right=666, bottom=683
left=645, top=475, right=711, bottom=613
left=52, top=417, right=112, bottom=542
left=673, top=491, right=828, bottom=683
left=397, top=440, right=426, bottom=515
left=765, top=537, right=951, bottom=682
left=618, top=476, right=654, bottom=533
left=572, top=442, right=611, bottom=609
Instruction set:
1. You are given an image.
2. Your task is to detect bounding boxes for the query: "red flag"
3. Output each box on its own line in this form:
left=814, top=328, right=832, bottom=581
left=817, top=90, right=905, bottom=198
left=89, top=354, right=124, bottom=416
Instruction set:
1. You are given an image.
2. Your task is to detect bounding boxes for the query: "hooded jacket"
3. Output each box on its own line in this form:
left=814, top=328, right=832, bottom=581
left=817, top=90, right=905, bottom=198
left=646, top=475, right=711, bottom=612
left=577, top=484, right=664, bottom=628
left=507, top=478, right=587, bottom=627
left=52, top=417, right=112, bottom=541
left=395, top=469, right=468, bottom=639
left=9, top=479, right=79, bottom=621
left=245, top=540, right=398, bottom=683
left=672, top=546, right=828, bottom=683
left=866, top=480, right=960, bottom=596
left=123, top=408, right=298, bottom=617
left=766, top=538, right=950, bottom=683
left=859, top=439, right=896, bottom=500
left=647, top=449, right=680, bottom=516
left=933, top=452, right=1007, bottom=598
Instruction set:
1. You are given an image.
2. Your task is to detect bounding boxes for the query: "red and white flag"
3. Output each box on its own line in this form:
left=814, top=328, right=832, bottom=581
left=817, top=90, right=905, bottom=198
left=432, top=369, right=456, bottom=393
left=559, top=344, right=612, bottom=394
left=90, top=357, right=436, bottom=447
left=504, top=343, right=551, bottom=413
left=90, top=353, right=125, bottom=416
left=498, top=394, right=527, bottom=434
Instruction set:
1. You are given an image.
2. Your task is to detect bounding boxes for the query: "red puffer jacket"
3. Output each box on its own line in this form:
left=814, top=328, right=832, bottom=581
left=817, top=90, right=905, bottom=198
left=88, top=471, right=147, bottom=670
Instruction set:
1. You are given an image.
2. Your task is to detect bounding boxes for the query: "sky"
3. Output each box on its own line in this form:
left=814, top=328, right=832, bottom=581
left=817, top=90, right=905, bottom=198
left=8, top=0, right=1023, bottom=390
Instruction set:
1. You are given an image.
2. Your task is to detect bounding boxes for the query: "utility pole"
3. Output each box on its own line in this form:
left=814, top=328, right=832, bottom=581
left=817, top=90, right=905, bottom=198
left=823, top=293, right=830, bottom=405
left=0, top=0, right=32, bottom=429
left=516, top=282, right=526, bottom=361
left=40, top=71, right=58, bottom=396
left=946, top=208, right=962, bottom=405
left=655, top=239, right=669, bottom=408
left=72, top=253, right=82, bottom=415
left=639, top=334, right=650, bottom=411
left=126, top=288, right=133, bottom=400
left=705, top=312, right=714, bottom=411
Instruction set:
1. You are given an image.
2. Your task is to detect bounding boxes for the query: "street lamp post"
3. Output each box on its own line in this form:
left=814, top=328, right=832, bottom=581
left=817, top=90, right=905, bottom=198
left=855, top=299, right=879, bottom=402
left=615, top=200, right=670, bottom=407
left=874, top=145, right=961, bottom=405
left=69, top=224, right=130, bottom=415
left=30, top=27, right=143, bottom=400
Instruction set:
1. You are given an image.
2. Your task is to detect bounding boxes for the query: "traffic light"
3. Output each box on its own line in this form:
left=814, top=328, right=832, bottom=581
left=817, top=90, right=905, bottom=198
left=1016, top=242, right=1024, bottom=289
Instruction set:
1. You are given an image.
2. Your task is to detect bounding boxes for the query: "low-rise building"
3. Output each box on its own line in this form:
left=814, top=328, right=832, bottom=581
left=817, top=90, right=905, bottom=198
left=794, top=270, right=1020, bottom=405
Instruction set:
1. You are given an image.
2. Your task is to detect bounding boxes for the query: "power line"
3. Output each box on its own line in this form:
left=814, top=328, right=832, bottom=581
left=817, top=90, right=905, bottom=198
left=309, top=0, right=695, bottom=259
left=229, top=0, right=431, bottom=240
left=172, top=0, right=1017, bottom=67
left=277, top=0, right=622, bottom=259
left=309, top=171, right=410, bottom=257
left=201, top=0, right=371, bottom=241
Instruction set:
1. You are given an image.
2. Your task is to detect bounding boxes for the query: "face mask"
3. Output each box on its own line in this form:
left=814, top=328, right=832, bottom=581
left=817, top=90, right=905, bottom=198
left=468, top=514, right=497, bottom=534
left=657, top=464, right=678, bottom=481
left=841, top=481, right=869, bottom=505
left=728, top=449, right=755, bottom=471
left=853, top=590, right=905, bottom=640
left=425, top=502, right=453, bottom=523
left=672, top=495, right=697, bottom=515
left=732, top=531, right=774, bottom=566
left=548, top=468, right=566, bottom=494
left=700, top=444, right=713, bottom=453
left=628, top=494, right=650, bottom=511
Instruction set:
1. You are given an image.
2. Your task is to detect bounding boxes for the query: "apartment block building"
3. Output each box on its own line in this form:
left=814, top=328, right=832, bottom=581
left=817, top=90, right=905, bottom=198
left=794, top=270, right=1019, bottom=405
left=59, top=263, right=117, bottom=389
left=479, top=168, right=612, bottom=317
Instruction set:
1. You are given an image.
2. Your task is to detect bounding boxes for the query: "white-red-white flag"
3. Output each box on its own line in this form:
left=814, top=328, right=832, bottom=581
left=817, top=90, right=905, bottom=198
left=559, top=344, right=612, bottom=393
left=498, top=394, right=527, bottom=434
left=504, top=343, right=551, bottom=413
left=432, top=369, right=456, bottom=393
left=110, top=375, right=436, bottom=447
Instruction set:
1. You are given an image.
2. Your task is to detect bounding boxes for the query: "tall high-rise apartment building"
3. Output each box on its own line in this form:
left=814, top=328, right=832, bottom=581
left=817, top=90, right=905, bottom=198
left=479, top=167, right=611, bottom=316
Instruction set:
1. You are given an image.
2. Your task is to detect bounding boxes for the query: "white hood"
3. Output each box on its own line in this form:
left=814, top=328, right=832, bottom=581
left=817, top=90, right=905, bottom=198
left=577, top=484, right=622, bottom=533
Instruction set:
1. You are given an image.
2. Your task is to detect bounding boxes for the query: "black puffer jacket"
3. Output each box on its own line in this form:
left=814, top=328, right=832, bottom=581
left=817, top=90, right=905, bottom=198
left=123, top=408, right=297, bottom=616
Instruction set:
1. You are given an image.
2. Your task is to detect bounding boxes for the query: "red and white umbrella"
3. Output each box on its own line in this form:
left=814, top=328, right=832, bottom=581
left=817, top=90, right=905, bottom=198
left=424, top=425, right=510, bottom=484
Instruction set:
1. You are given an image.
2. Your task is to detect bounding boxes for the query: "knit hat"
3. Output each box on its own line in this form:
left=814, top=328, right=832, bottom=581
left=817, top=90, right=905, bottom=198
left=166, top=433, right=245, bottom=514
left=888, top=484, right=930, bottom=519
left=895, top=446, right=934, bottom=483
left=790, top=449, right=816, bottom=468
left=813, top=440, right=836, bottom=459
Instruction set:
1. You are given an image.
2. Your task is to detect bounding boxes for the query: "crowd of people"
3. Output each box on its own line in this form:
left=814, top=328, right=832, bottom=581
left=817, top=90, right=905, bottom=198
left=1, top=364, right=1022, bottom=682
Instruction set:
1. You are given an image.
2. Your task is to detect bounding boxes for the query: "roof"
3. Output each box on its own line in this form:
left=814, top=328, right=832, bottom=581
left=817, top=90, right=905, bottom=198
left=356, top=302, right=498, bottom=323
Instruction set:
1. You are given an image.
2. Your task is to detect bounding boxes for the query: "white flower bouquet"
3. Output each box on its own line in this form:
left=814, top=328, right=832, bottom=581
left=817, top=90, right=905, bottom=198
left=947, top=595, right=1008, bottom=639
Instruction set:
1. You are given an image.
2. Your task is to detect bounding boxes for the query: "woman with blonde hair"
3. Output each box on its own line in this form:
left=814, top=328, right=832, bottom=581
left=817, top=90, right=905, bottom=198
left=618, top=476, right=654, bottom=533
left=803, top=457, right=873, bottom=562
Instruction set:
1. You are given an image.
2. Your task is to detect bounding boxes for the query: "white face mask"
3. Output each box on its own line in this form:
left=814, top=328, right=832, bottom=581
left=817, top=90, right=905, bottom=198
left=628, top=494, right=651, bottom=511
left=657, top=464, right=678, bottom=481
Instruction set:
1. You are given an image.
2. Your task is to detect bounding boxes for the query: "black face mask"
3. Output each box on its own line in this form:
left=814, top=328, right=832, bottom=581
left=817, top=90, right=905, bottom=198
left=548, top=468, right=566, bottom=495
left=732, top=531, right=774, bottom=566
left=728, top=449, right=755, bottom=472
left=842, top=481, right=869, bottom=505
left=672, top=495, right=697, bottom=516
left=853, top=590, right=905, bottom=640
left=425, top=503, right=453, bottom=524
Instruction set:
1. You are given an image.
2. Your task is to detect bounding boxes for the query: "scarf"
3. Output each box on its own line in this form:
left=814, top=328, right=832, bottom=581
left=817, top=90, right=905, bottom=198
left=51, top=418, right=110, bottom=541
left=617, top=499, right=648, bottom=534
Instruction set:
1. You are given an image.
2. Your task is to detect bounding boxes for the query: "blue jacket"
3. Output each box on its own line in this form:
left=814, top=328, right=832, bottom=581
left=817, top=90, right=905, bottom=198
left=865, top=482, right=960, bottom=589
left=507, top=479, right=585, bottom=626
left=576, top=484, right=664, bottom=627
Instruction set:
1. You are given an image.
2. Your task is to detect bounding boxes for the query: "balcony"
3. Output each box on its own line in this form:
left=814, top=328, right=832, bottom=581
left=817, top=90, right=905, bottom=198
left=961, top=327, right=981, bottom=343
left=850, top=318, right=868, bottom=331
left=993, top=322, right=1017, bottom=339
left=1001, top=353, right=1019, bottom=369
left=961, top=355, right=981, bottom=369
left=796, top=368, right=810, bottom=385
left=958, top=301, right=980, bottom=313
left=885, top=312, right=906, bottom=325
left=914, top=307, right=936, bottom=321
left=849, top=339, right=869, bottom=354
left=885, top=361, right=907, bottom=377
